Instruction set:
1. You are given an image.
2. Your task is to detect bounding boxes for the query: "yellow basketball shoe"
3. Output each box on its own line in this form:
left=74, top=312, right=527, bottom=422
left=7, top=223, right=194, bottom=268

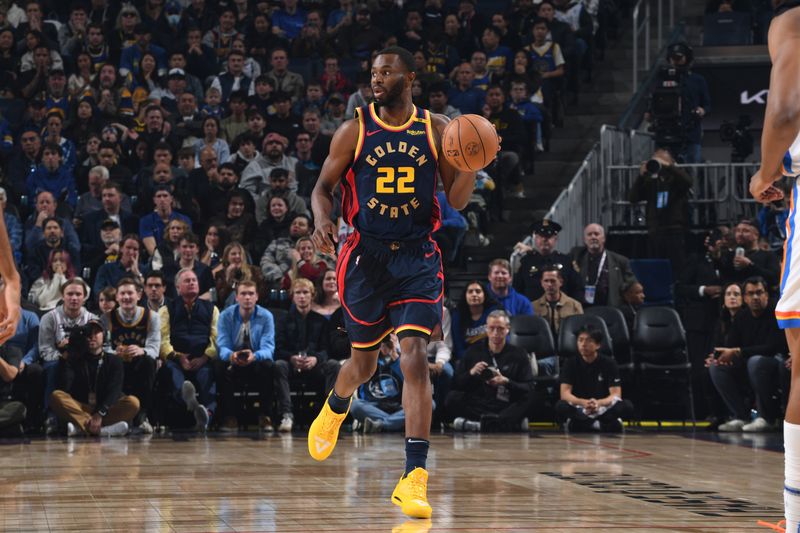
left=307, top=392, right=351, bottom=461
left=391, top=468, right=433, bottom=519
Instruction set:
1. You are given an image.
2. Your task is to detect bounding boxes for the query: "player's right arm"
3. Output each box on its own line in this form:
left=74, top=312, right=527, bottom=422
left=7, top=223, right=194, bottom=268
left=311, top=118, right=360, bottom=255
left=751, top=9, right=800, bottom=202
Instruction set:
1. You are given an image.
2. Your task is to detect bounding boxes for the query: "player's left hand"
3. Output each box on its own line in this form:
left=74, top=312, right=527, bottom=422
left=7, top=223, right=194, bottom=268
left=750, top=170, right=784, bottom=203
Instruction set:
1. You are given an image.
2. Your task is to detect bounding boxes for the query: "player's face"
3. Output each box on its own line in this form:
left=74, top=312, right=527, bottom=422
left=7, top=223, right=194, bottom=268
left=371, top=54, right=410, bottom=107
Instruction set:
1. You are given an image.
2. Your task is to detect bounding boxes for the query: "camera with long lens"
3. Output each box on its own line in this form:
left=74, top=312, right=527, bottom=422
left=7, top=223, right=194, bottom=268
left=719, top=115, right=754, bottom=162
left=645, top=159, right=662, bottom=178
left=480, top=366, right=498, bottom=381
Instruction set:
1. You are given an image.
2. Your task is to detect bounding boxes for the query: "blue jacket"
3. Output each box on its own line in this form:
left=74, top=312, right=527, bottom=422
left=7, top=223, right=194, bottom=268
left=436, top=191, right=467, bottom=229
left=4, top=212, right=22, bottom=265
left=94, top=260, right=149, bottom=297
left=486, top=285, right=533, bottom=317
left=26, top=164, right=77, bottom=208
left=9, top=309, right=39, bottom=365
left=448, top=86, right=486, bottom=116
left=216, top=304, right=275, bottom=362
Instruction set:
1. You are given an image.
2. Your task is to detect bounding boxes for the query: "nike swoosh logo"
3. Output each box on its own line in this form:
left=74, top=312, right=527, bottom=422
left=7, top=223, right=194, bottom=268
left=366, top=130, right=381, bottom=136
left=406, top=439, right=428, bottom=444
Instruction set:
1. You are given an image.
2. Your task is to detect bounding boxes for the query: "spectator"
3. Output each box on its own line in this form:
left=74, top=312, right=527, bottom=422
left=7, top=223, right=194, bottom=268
left=209, top=190, right=258, bottom=247
left=571, top=223, right=636, bottom=307
left=199, top=225, right=230, bottom=275
left=255, top=168, right=308, bottom=226
left=24, top=191, right=80, bottom=265
left=350, top=334, right=407, bottom=433
left=214, top=242, right=268, bottom=309
left=719, top=218, right=781, bottom=290
left=38, top=278, right=97, bottom=433
left=0, top=340, right=28, bottom=436
left=337, top=5, right=384, bottom=61
left=194, top=116, right=230, bottom=165
left=628, top=148, right=692, bottom=272
left=94, top=234, right=147, bottom=297
left=138, top=185, right=192, bottom=257
left=229, top=134, right=260, bottom=177
left=281, top=236, right=333, bottom=290
left=270, top=92, right=304, bottom=147
left=618, top=279, right=645, bottom=333
left=103, top=278, right=160, bottom=434
left=82, top=218, right=121, bottom=285
left=345, top=72, right=373, bottom=119
left=273, top=278, right=340, bottom=432
left=320, top=56, right=352, bottom=97
left=26, top=141, right=77, bottom=210
left=452, top=280, right=498, bottom=359
left=480, top=25, right=513, bottom=76
left=433, top=190, right=467, bottom=266
left=241, top=133, right=299, bottom=199
left=26, top=216, right=79, bottom=282
left=293, top=131, right=322, bottom=198
left=0, top=189, right=22, bottom=266
left=163, top=233, right=214, bottom=301
left=28, top=249, right=76, bottom=312
left=119, top=24, right=167, bottom=79
left=159, top=268, right=219, bottom=431
left=448, top=62, right=485, bottom=116
left=75, top=166, right=132, bottom=221
left=447, top=310, right=534, bottom=432
left=0, top=305, right=42, bottom=435
left=487, top=258, right=533, bottom=317
left=532, top=265, right=584, bottom=339
left=272, top=0, right=307, bottom=40
left=221, top=90, right=249, bottom=144
left=215, top=280, right=276, bottom=432
left=301, top=108, right=331, bottom=167
left=513, top=219, right=583, bottom=302
left=311, top=269, right=340, bottom=318
left=210, top=51, right=251, bottom=103
left=709, top=277, right=788, bottom=432
left=265, top=47, right=305, bottom=102
left=427, top=82, right=461, bottom=120
left=143, top=271, right=171, bottom=313
left=150, top=218, right=188, bottom=274
left=483, top=84, right=526, bottom=202
left=556, top=325, right=634, bottom=432
left=50, top=318, right=139, bottom=437
left=80, top=182, right=139, bottom=265
left=203, top=8, right=243, bottom=60
left=7, top=128, right=41, bottom=201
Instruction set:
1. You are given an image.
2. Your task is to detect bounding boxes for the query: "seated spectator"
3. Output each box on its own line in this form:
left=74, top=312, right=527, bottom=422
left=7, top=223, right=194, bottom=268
left=26, top=217, right=80, bottom=282
left=618, top=279, right=645, bottom=333
left=150, top=219, right=189, bottom=273
left=241, top=133, right=299, bottom=199
left=221, top=91, right=249, bottom=145
left=513, top=219, right=583, bottom=303
left=26, top=142, right=77, bottom=211
left=709, top=276, right=788, bottom=432
left=273, top=278, right=340, bottom=433
left=1, top=302, right=43, bottom=434
left=311, top=269, right=340, bottom=319
left=74, top=166, right=133, bottom=221
left=214, top=242, right=268, bottom=309
left=446, top=310, right=534, bottom=432
left=556, top=325, right=634, bottom=432
left=524, top=18, right=565, bottom=108
left=200, top=87, right=223, bottom=119
left=97, top=287, right=117, bottom=315
left=215, top=281, right=276, bottom=432
left=28, top=249, right=76, bottom=312
left=571, top=223, right=635, bottom=307
left=159, top=269, right=219, bottom=431
left=452, top=280, right=498, bottom=359
left=261, top=213, right=313, bottom=290
left=486, top=258, right=533, bottom=317
left=0, top=343, right=30, bottom=436
left=80, top=182, right=140, bottom=265
left=255, top=168, right=309, bottom=226
left=93, top=235, right=147, bottom=298
left=194, top=116, right=230, bottom=165
left=281, top=236, right=333, bottom=290
left=433, top=191, right=468, bottom=266
left=321, top=93, right=347, bottom=136
left=209, top=191, right=258, bottom=247
left=533, top=265, right=584, bottom=339
left=320, top=56, right=352, bottom=97
left=103, top=278, right=160, bottom=434
left=24, top=191, right=80, bottom=264
left=265, top=48, right=305, bottom=102
left=350, top=334, right=407, bottom=433
left=143, top=271, right=171, bottom=313
left=508, top=78, right=545, bottom=160
left=448, top=62, right=486, bottom=116
left=163, top=233, right=214, bottom=301
left=719, top=218, right=781, bottom=291
left=50, top=318, right=139, bottom=437
left=139, top=185, right=192, bottom=257
left=199, top=225, right=231, bottom=275
left=229, top=134, right=260, bottom=177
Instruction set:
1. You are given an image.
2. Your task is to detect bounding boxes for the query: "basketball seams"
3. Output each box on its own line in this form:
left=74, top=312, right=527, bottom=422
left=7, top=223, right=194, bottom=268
left=455, top=117, right=475, bottom=171
left=463, top=114, right=487, bottom=169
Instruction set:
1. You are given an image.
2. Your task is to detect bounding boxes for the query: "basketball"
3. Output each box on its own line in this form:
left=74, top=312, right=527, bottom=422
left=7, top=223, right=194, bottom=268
left=441, top=114, right=500, bottom=172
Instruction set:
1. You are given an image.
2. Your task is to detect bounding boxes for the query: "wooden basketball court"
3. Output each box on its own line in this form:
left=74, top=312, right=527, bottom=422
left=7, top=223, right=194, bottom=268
left=0, top=430, right=786, bottom=532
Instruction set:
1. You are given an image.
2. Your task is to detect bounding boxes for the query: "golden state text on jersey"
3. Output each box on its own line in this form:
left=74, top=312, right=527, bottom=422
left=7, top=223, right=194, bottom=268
left=340, top=103, right=442, bottom=241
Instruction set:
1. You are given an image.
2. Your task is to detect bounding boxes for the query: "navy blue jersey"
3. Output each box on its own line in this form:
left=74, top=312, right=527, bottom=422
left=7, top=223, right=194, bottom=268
left=341, top=103, right=441, bottom=241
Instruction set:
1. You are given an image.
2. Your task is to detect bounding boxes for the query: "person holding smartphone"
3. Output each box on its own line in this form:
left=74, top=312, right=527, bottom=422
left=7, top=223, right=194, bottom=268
left=215, top=280, right=276, bottom=432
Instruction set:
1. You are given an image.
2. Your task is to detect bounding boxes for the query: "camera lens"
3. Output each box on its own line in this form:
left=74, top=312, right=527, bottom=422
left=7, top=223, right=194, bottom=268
left=646, top=159, right=661, bottom=176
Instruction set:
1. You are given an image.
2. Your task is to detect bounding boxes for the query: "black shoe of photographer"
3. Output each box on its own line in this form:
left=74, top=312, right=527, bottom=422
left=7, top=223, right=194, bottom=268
left=600, top=418, right=624, bottom=433
left=479, top=414, right=501, bottom=433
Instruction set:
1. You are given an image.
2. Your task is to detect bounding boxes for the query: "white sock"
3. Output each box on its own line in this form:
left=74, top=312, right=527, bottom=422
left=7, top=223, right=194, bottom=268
left=785, top=421, right=800, bottom=532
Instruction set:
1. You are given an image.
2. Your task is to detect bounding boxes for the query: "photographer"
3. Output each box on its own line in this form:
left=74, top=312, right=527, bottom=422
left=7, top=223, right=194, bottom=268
left=103, top=278, right=160, bottom=434
left=50, top=319, right=140, bottom=437
left=446, top=310, right=534, bottom=432
left=628, top=148, right=693, bottom=272
left=215, top=281, right=276, bottom=432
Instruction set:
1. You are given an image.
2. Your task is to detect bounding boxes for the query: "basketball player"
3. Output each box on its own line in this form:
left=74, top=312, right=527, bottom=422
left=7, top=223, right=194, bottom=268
left=0, top=202, right=21, bottom=346
left=307, top=46, right=497, bottom=519
left=749, top=2, right=800, bottom=531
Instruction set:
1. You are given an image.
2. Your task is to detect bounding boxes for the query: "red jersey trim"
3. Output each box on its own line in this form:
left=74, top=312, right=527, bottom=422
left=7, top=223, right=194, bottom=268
left=369, top=102, right=417, bottom=132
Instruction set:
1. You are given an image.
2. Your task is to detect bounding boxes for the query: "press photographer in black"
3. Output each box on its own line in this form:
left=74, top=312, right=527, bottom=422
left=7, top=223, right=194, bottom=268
left=628, top=148, right=693, bottom=272
left=648, top=43, right=711, bottom=163
left=49, top=319, right=140, bottom=437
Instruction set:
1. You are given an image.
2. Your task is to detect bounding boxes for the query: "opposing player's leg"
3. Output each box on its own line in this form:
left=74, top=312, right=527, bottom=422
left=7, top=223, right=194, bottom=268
left=308, top=346, right=380, bottom=461
left=391, top=333, right=433, bottom=519
left=784, top=329, right=800, bottom=532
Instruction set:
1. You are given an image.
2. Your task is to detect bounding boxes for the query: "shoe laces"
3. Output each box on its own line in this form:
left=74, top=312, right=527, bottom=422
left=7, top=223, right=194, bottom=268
left=406, top=471, right=427, bottom=501
left=757, top=519, right=785, bottom=532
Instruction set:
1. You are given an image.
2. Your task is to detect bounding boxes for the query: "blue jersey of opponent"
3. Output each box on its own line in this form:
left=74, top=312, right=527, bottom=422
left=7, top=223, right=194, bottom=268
left=342, top=103, right=441, bottom=241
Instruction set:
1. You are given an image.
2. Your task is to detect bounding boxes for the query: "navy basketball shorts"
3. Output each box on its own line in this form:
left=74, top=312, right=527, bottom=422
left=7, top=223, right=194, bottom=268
left=336, top=232, right=444, bottom=350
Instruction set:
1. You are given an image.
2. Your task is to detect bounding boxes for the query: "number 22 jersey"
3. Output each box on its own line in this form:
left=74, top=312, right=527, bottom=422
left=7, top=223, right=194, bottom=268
left=341, top=103, right=442, bottom=242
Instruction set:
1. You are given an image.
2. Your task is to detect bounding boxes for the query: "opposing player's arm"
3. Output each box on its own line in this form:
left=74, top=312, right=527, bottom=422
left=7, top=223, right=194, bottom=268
left=751, top=12, right=800, bottom=199
left=0, top=202, right=21, bottom=344
left=431, top=114, right=478, bottom=210
left=310, top=118, right=360, bottom=255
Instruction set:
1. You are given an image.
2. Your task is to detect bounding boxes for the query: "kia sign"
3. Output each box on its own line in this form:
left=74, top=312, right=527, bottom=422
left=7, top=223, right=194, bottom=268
left=692, top=63, right=770, bottom=129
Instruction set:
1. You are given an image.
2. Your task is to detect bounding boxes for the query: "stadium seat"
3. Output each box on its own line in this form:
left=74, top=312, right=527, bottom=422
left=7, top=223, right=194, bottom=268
left=629, top=259, right=674, bottom=306
left=508, top=314, right=557, bottom=382
left=585, top=306, right=633, bottom=372
left=632, top=306, right=695, bottom=424
left=702, top=12, right=752, bottom=46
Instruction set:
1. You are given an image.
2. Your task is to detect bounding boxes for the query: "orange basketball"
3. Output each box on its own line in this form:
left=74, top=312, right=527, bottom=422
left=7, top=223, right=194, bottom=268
left=441, top=114, right=500, bottom=172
